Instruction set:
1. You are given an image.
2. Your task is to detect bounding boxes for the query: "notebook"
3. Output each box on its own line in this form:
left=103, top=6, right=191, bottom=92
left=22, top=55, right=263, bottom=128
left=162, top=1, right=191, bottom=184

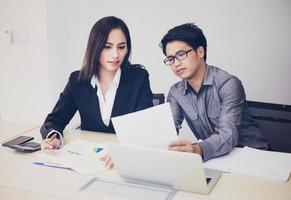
left=106, top=143, right=221, bottom=194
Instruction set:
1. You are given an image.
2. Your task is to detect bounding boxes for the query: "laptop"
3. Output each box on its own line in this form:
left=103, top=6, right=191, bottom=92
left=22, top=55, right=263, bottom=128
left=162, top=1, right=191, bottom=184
left=106, top=143, right=221, bottom=194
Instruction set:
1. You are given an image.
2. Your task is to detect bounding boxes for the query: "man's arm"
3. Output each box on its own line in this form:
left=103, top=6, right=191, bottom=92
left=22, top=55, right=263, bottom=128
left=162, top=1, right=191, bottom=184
left=167, top=91, right=184, bottom=133
left=199, top=77, right=246, bottom=161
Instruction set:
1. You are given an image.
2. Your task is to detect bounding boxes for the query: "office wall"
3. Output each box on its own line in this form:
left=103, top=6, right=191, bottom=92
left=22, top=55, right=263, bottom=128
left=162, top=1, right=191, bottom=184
left=0, top=0, right=52, bottom=124
left=46, top=0, right=291, bottom=104
left=0, top=0, right=291, bottom=124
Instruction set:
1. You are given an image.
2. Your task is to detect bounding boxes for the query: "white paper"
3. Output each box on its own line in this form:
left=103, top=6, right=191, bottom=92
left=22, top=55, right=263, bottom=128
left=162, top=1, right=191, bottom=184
left=230, top=147, right=291, bottom=181
left=36, top=139, right=107, bottom=175
left=203, top=146, right=291, bottom=182
left=203, top=147, right=245, bottom=172
left=112, top=103, right=178, bottom=149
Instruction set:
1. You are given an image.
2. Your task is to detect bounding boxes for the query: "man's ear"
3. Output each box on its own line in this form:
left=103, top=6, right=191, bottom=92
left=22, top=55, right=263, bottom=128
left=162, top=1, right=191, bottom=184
left=197, top=46, right=205, bottom=59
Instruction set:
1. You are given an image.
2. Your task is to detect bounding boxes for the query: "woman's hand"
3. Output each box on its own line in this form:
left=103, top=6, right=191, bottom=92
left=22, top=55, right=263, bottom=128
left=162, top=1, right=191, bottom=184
left=42, top=133, right=61, bottom=150
left=99, top=153, right=114, bottom=169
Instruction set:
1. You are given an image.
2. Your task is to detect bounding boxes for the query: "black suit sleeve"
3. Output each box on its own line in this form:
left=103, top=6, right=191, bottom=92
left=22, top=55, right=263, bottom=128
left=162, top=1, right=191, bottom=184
left=135, top=70, right=153, bottom=111
left=40, top=74, right=77, bottom=139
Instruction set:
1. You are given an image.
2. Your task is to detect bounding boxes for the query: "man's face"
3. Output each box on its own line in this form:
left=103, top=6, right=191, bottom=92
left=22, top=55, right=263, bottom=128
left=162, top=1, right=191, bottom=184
left=165, top=41, right=204, bottom=80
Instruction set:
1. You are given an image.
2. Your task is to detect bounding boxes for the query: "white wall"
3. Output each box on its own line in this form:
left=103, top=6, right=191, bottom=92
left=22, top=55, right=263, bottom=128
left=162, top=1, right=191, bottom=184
left=0, top=0, right=52, bottom=124
left=46, top=0, right=291, bottom=104
left=1, top=0, right=291, bottom=124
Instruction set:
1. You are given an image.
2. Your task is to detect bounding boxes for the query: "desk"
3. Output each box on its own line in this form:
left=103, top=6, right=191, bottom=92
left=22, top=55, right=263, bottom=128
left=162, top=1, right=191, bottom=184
left=0, top=128, right=291, bottom=200
left=0, top=121, right=38, bottom=143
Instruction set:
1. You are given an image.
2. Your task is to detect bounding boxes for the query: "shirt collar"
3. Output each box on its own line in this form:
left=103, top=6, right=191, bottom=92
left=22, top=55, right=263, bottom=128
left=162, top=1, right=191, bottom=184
left=90, top=67, right=121, bottom=89
left=202, top=64, right=214, bottom=86
left=182, top=64, right=214, bottom=95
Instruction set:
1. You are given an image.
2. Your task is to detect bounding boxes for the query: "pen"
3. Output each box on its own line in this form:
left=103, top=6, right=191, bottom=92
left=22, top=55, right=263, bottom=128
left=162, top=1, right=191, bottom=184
left=94, top=147, right=104, bottom=153
left=33, top=162, right=71, bottom=170
left=49, top=133, right=57, bottom=141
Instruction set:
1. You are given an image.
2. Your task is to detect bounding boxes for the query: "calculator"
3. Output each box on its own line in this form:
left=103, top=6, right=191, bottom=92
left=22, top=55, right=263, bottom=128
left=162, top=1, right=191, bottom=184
left=2, top=136, right=41, bottom=152
left=9, top=142, right=41, bottom=152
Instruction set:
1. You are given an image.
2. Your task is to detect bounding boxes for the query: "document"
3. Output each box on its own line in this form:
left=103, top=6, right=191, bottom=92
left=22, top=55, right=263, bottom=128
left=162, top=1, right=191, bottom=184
left=35, top=139, right=107, bottom=175
left=203, top=147, right=245, bottom=172
left=112, top=103, right=178, bottom=149
left=203, top=146, right=291, bottom=181
left=230, top=147, right=291, bottom=181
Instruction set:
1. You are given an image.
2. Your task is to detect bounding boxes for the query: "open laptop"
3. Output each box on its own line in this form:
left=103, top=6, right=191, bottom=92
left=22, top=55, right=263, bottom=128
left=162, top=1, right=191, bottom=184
left=106, top=143, right=221, bottom=194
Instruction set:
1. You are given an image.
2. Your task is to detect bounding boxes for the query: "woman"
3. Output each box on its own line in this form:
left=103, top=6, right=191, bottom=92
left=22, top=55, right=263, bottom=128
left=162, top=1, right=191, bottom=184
left=41, top=16, right=153, bottom=149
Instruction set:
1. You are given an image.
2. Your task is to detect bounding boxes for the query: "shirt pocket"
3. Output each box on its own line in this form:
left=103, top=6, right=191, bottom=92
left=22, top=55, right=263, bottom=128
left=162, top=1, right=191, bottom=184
left=207, top=106, right=220, bottom=118
left=207, top=102, right=221, bottom=128
left=206, top=98, right=221, bottom=119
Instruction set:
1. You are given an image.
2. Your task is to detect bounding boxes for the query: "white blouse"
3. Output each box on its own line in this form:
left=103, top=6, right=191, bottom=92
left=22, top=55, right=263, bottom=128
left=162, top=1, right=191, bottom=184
left=90, top=68, right=121, bottom=126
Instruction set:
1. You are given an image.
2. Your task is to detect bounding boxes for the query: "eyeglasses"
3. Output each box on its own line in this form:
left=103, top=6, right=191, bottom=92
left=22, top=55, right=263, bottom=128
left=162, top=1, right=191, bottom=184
left=163, top=49, right=193, bottom=65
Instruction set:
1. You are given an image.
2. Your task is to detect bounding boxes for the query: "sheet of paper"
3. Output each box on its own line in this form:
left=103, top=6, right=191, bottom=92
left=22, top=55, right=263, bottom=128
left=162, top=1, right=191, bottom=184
left=230, top=147, right=291, bottom=181
left=203, top=147, right=245, bottom=172
left=112, top=103, right=178, bottom=149
left=36, top=139, right=107, bottom=175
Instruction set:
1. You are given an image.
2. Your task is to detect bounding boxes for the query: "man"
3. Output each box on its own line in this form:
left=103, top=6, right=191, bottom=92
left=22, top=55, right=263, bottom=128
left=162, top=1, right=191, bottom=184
left=160, top=23, right=269, bottom=161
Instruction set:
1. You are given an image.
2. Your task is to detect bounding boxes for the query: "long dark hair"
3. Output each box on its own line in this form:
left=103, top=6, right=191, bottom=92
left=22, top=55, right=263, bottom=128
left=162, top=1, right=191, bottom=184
left=79, top=16, right=132, bottom=79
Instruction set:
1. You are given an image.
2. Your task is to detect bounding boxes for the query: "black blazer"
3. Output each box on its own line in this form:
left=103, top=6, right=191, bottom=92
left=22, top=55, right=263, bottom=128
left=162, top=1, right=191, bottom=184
left=40, top=64, right=153, bottom=139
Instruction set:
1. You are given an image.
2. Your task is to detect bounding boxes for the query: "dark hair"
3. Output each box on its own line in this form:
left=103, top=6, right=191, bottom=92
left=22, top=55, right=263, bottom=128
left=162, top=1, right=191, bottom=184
left=160, top=23, right=207, bottom=61
left=79, top=16, right=131, bottom=79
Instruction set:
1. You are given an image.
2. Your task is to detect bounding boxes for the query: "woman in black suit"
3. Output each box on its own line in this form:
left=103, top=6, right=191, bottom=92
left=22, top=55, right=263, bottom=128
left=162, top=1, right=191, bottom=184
left=41, top=16, right=153, bottom=149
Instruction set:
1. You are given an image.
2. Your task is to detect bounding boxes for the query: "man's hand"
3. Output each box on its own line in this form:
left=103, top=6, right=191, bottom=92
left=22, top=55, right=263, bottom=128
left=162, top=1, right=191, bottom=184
left=168, top=140, right=203, bottom=156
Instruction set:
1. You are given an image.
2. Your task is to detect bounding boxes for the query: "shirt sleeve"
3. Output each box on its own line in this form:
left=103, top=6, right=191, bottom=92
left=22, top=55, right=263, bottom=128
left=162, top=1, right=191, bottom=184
left=199, top=77, right=246, bottom=161
left=46, top=130, right=64, bottom=147
left=167, top=90, right=184, bottom=133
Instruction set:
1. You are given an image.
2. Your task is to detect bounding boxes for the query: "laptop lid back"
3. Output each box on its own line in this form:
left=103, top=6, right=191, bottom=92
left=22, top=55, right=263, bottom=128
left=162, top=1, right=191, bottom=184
left=106, top=143, right=211, bottom=194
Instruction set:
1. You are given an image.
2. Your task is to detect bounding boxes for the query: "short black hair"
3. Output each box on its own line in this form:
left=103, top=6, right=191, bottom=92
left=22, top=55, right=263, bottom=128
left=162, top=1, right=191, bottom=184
left=160, top=23, right=207, bottom=61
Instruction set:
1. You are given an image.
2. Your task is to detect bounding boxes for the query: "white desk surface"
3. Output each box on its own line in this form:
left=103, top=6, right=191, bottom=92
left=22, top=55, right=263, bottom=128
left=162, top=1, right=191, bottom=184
left=0, top=121, right=38, bottom=143
left=0, top=128, right=290, bottom=200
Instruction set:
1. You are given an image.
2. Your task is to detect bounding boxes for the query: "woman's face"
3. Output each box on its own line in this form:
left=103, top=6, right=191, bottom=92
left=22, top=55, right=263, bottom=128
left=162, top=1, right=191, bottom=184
left=99, top=28, right=128, bottom=73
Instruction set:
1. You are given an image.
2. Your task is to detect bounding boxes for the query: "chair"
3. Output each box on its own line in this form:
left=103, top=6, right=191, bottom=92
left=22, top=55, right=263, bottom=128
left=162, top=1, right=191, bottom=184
left=247, top=100, right=291, bottom=153
left=153, top=93, right=165, bottom=106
